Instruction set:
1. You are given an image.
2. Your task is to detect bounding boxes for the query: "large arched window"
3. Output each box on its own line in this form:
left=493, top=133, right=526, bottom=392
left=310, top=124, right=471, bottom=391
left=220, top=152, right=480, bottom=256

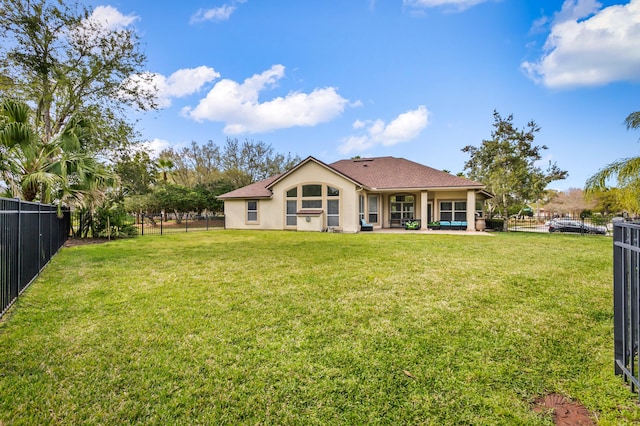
left=285, top=184, right=341, bottom=228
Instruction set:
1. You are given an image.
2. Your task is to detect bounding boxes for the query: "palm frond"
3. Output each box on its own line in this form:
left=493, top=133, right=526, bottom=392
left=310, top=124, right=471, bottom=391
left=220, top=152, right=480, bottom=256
left=625, top=111, right=640, bottom=130
left=585, top=157, right=640, bottom=194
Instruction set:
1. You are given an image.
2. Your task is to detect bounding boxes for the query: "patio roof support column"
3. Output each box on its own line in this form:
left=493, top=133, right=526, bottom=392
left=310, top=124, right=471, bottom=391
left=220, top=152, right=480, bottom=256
left=466, top=189, right=476, bottom=231
left=420, top=191, right=429, bottom=230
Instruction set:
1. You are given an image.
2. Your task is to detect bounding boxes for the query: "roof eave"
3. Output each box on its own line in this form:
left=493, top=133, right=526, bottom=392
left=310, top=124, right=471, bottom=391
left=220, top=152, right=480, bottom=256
left=266, top=156, right=365, bottom=189
left=216, top=194, right=273, bottom=200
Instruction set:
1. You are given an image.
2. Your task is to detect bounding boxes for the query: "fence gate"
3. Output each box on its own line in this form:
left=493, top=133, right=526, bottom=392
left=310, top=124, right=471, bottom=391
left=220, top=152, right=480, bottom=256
left=614, top=221, right=640, bottom=397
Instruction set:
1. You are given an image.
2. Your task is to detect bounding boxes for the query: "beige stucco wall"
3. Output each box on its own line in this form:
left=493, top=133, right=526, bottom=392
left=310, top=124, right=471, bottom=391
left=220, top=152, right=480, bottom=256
left=271, top=161, right=360, bottom=233
left=223, top=160, right=361, bottom=233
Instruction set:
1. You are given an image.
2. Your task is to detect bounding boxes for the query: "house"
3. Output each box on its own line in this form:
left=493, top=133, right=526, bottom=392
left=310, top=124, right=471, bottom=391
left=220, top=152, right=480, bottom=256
left=217, top=156, right=492, bottom=233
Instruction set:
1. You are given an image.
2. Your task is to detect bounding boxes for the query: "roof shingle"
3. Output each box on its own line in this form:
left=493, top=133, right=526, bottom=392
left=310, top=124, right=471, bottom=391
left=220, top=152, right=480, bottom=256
left=329, top=157, right=483, bottom=190
left=217, top=156, right=484, bottom=199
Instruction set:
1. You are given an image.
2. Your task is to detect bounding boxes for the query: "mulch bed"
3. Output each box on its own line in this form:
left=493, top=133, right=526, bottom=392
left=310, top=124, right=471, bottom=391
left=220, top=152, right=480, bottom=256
left=64, top=238, right=112, bottom=247
left=533, top=394, right=594, bottom=425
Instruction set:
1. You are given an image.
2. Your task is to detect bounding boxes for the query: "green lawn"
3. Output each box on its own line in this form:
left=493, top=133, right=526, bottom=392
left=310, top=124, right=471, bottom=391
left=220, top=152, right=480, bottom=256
left=1, top=231, right=639, bottom=424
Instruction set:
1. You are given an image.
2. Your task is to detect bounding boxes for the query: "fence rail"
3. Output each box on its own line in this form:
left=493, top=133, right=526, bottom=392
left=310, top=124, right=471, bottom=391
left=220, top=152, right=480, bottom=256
left=614, top=221, right=640, bottom=398
left=0, top=198, right=70, bottom=318
left=135, top=213, right=225, bottom=236
left=507, top=215, right=613, bottom=235
left=69, top=211, right=225, bottom=238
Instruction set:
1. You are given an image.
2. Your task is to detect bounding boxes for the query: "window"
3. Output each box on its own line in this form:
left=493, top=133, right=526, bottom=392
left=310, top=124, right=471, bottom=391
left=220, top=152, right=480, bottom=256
left=327, top=199, right=339, bottom=227
left=247, top=200, right=258, bottom=222
left=302, top=200, right=322, bottom=209
left=359, top=195, right=365, bottom=221
left=302, top=184, right=322, bottom=197
left=440, top=201, right=466, bottom=221
left=390, top=195, right=414, bottom=221
left=286, top=183, right=342, bottom=228
left=286, top=200, right=297, bottom=226
left=368, top=195, right=378, bottom=223
left=454, top=201, right=467, bottom=221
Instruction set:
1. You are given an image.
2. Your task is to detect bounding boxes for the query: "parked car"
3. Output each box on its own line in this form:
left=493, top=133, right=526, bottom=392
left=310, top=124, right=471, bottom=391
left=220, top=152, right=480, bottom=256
left=548, top=219, right=607, bottom=235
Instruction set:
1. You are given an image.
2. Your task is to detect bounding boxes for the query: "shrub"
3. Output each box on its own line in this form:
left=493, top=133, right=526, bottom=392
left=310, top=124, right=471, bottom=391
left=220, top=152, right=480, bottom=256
left=485, top=218, right=505, bottom=231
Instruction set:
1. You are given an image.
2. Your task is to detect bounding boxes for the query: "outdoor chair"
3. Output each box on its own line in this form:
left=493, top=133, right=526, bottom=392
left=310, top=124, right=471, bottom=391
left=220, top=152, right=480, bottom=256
left=360, top=218, right=374, bottom=231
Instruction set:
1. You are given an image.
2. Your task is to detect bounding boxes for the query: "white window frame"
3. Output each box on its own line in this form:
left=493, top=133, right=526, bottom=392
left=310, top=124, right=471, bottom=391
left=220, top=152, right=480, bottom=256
left=246, top=200, right=258, bottom=223
left=285, top=183, right=342, bottom=229
left=368, top=195, right=379, bottom=224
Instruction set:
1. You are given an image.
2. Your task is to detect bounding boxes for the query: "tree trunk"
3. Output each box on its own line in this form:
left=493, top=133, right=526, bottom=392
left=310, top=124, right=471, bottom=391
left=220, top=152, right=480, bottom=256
left=502, top=194, right=509, bottom=231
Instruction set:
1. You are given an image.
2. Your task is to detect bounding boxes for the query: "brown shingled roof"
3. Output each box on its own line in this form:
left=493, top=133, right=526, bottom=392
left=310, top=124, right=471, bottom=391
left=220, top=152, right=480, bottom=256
left=216, top=174, right=281, bottom=199
left=217, top=156, right=485, bottom=199
left=329, top=157, right=483, bottom=190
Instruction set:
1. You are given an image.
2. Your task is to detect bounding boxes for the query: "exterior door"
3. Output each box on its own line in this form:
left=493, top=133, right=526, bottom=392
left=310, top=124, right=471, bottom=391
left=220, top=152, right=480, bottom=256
left=390, top=195, right=415, bottom=227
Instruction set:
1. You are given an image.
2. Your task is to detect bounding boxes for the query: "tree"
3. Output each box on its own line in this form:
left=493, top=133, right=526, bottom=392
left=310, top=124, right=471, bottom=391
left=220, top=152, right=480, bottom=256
left=462, top=110, right=567, bottom=228
left=0, top=0, right=155, bottom=154
left=588, top=187, right=629, bottom=216
left=158, top=141, right=221, bottom=186
left=585, top=111, right=640, bottom=212
left=157, top=156, right=175, bottom=183
left=221, top=138, right=300, bottom=185
left=543, top=188, right=597, bottom=216
left=0, top=98, right=116, bottom=204
left=113, top=151, right=157, bottom=196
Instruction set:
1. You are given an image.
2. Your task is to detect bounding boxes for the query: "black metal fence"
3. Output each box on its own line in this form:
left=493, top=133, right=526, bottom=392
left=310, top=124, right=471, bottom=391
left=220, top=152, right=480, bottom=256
left=1, top=198, right=70, bottom=318
left=506, top=214, right=613, bottom=235
left=70, top=211, right=225, bottom=238
left=614, top=221, right=640, bottom=398
left=134, top=213, right=225, bottom=236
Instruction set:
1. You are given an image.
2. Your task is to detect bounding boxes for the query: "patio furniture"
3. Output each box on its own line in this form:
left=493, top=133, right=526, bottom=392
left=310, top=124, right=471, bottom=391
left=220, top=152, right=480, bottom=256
left=360, top=218, right=374, bottom=231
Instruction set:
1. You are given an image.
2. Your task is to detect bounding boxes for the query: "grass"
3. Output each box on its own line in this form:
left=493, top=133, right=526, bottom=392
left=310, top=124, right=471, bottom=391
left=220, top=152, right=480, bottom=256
left=1, top=230, right=639, bottom=424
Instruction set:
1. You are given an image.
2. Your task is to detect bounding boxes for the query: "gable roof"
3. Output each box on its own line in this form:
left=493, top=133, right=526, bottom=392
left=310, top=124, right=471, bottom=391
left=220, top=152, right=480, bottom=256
left=329, top=157, right=484, bottom=190
left=266, top=156, right=361, bottom=189
left=216, top=173, right=282, bottom=199
left=217, top=156, right=486, bottom=199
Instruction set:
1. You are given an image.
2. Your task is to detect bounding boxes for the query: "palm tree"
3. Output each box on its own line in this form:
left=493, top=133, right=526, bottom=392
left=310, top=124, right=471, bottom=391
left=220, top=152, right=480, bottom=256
left=157, top=157, right=175, bottom=183
left=585, top=111, right=640, bottom=195
left=0, top=99, right=116, bottom=205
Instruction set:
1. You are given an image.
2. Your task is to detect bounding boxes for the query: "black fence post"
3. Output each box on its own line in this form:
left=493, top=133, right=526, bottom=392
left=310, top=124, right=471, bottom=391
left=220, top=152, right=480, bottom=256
left=38, top=203, right=42, bottom=273
left=16, top=199, right=21, bottom=306
left=614, top=223, right=624, bottom=375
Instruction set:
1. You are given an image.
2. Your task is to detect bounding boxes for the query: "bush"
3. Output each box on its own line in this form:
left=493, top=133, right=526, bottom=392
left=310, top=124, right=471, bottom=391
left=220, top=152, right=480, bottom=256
left=485, top=218, right=505, bottom=231
left=94, top=203, right=138, bottom=238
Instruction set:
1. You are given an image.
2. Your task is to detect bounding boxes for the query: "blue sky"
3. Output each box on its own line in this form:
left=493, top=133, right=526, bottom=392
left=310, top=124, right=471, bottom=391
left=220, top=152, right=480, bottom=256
left=87, top=0, right=640, bottom=190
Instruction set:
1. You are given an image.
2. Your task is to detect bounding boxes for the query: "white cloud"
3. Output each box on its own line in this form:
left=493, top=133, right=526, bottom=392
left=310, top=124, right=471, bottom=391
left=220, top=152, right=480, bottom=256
left=191, top=5, right=236, bottom=23
left=145, top=138, right=172, bottom=158
left=338, top=106, right=430, bottom=155
left=190, top=1, right=247, bottom=23
left=184, top=65, right=349, bottom=134
left=403, top=0, right=490, bottom=12
left=522, top=0, right=640, bottom=88
left=164, top=67, right=221, bottom=98
left=553, top=0, right=602, bottom=24
left=88, top=5, right=139, bottom=30
left=123, top=67, right=220, bottom=109
left=69, top=6, right=139, bottom=47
